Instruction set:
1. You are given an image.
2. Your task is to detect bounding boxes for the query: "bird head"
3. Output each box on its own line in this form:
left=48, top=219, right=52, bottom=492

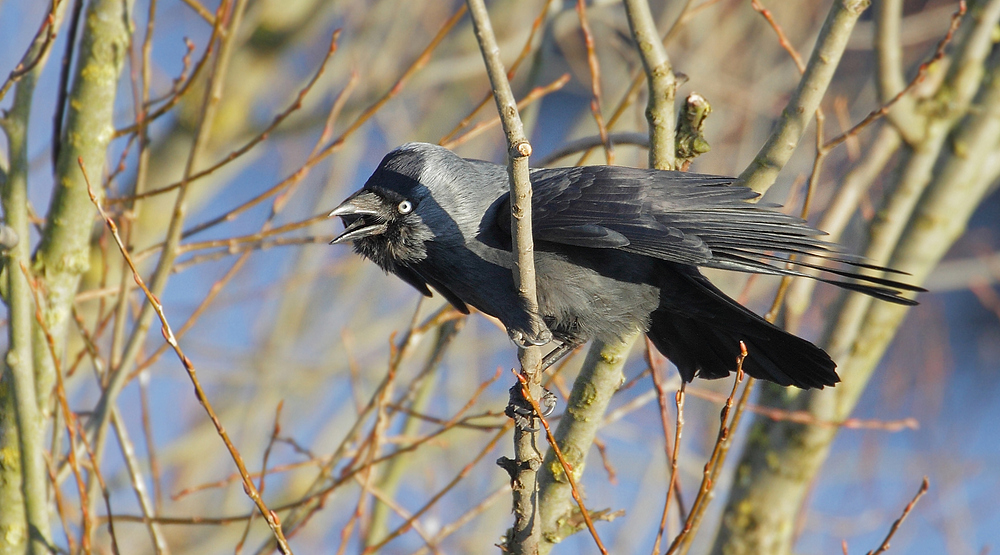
left=330, top=185, right=435, bottom=272
left=331, top=142, right=507, bottom=273
left=330, top=143, right=472, bottom=272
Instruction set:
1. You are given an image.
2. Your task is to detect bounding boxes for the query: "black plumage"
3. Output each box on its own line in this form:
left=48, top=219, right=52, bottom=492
left=330, top=143, right=921, bottom=389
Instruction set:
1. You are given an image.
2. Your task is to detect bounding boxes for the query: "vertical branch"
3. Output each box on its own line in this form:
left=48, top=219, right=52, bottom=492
left=34, top=0, right=135, bottom=418
left=1, top=2, right=69, bottom=552
left=0, top=59, right=50, bottom=555
left=464, top=1, right=544, bottom=553
left=538, top=2, right=705, bottom=552
left=622, top=0, right=677, bottom=171
left=464, top=0, right=541, bottom=351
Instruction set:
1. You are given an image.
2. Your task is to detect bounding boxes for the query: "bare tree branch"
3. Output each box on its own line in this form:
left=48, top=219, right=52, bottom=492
left=738, top=0, right=869, bottom=194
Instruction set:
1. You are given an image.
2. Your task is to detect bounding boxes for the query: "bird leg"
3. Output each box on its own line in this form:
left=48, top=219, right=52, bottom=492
left=540, top=338, right=582, bottom=372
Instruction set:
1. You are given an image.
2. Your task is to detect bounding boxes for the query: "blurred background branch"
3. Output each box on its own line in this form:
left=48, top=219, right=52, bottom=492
left=0, top=1, right=996, bottom=554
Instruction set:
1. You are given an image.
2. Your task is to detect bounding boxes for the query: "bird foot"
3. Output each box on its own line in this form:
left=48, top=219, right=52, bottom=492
left=505, top=383, right=557, bottom=430
left=508, top=319, right=553, bottom=348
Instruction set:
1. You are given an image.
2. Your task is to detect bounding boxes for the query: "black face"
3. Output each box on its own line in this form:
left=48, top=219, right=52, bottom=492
left=330, top=190, right=407, bottom=241
left=330, top=188, right=431, bottom=271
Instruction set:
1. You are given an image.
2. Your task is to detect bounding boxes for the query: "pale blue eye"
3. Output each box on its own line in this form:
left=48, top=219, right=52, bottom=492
left=398, top=200, right=413, bottom=214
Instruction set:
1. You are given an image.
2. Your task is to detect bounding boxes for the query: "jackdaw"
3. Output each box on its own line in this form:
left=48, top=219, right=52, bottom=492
left=330, top=143, right=921, bottom=389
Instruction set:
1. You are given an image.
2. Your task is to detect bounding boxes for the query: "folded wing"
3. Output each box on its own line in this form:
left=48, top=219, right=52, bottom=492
left=494, top=165, right=922, bottom=305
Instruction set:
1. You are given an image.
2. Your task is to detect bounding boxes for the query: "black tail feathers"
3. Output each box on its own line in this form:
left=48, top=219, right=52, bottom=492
left=648, top=271, right=840, bottom=389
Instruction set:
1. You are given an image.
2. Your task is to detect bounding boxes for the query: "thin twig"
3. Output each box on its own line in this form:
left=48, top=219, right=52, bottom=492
left=75, top=418, right=121, bottom=555
left=112, top=16, right=226, bottom=138
left=181, top=6, right=467, bottom=240
left=751, top=0, right=806, bottom=72
left=0, top=0, right=63, bottom=104
left=111, top=30, right=341, bottom=205
left=666, top=344, right=748, bottom=555
left=465, top=2, right=545, bottom=554
left=649, top=340, right=686, bottom=554
left=83, top=159, right=294, bottom=554
left=577, top=0, right=614, bottom=165
left=439, top=0, right=556, bottom=146
left=683, top=386, right=919, bottom=431
left=537, top=132, right=650, bottom=166
left=824, top=2, right=965, bottom=151
left=440, top=73, right=570, bottom=150
left=867, top=477, right=930, bottom=555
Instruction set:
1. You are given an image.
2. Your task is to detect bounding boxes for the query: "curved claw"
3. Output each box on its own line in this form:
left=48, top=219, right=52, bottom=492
left=508, top=319, right=553, bottom=348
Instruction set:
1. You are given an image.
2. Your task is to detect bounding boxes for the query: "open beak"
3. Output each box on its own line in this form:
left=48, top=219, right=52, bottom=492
left=329, top=190, right=389, bottom=244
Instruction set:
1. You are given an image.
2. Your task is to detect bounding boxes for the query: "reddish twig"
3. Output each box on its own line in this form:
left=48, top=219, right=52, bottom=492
left=683, top=386, right=920, bottom=431
left=82, top=159, right=294, bottom=554
left=143, top=38, right=196, bottom=108
left=750, top=0, right=806, bottom=72
left=438, top=0, right=556, bottom=145
left=867, top=477, right=930, bottom=555
left=384, top=405, right=504, bottom=430
left=131, top=211, right=332, bottom=258
left=666, top=344, right=748, bottom=555
left=112, top=29, right=342, bottom=205
left=236, top=402, right=286, bottom=554
left=0, top=0, right=63, bottom=104
left=45, top=454, right=78, bottom=553
left=67, top=304, right=114, bottom=379
left=649, top=339, right=686, bottom=554
left=440, top=74, right=571, bottom=149
left=172, top=457, right=330, bottom=501
left=515, top=371, right=610, bottom=555
left=577, top=0, right=614, bottom=164
left=592, top=437, right=618, bottom=485
left=75, top=418, right=121, bottom=555
left=823, top=1, right=966, bottom=151
left=833, top=96, right=862, bottom=160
